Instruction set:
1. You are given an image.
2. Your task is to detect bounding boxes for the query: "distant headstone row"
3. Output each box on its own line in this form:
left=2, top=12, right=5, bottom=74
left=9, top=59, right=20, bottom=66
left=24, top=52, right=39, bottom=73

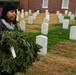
left=19, top=9, right=50, bottom=56
left=56, top=10, right=76, bottom=41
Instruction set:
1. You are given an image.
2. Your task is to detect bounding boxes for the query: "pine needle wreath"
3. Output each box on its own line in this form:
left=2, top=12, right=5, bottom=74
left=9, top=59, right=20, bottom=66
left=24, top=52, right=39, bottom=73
left=0, top=29, right=41, bottom=74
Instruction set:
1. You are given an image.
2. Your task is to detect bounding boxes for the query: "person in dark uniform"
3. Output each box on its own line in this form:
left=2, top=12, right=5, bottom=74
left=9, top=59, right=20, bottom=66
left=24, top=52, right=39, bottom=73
left=0, top=2, right=18, bottom=75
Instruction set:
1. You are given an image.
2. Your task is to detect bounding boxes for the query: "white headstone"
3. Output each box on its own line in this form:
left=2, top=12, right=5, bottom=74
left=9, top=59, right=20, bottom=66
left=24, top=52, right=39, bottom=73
left=59, top=16, right=64, bottom=23
left=21, top=9, right=24, bottom=13
left=45, top=10, right=48, bottom=13
left=25, top=11, right=28, bottom=16
left=45, top=10, right=49, bottom=15
left=44, top=18, right=49, bottom=23
left=28, top=16, right=33, bottom=24
left=33, top=14, right=37, bottom=20
left=58, top=13, right=62, bottom=19
left=16, top=9, right=20, bottom=15
left=65, top=10, right=68, bottom=14
left=69, top=26, right=76, bottom=40
left=62, top=19, right=69, bottom=29
left=36, top=35, right=48, bottom=56
left=56, top=11, right=60, bottom=16
left=16, top=15, right=19, bottom=22
left=20, top=20, right=25, bottom=31
left=68, top=12, right=72, bottom=17
left=70, top=14, right=75, bottom=20
left=21, top=12, right=24, bottom=19
left=46, top=15, right=50, bottom=21
left=29, top=10, right=32, bottom=14
left=41, top=23, right=48, bottom=35
left=37, top=10, right=40, bottom=14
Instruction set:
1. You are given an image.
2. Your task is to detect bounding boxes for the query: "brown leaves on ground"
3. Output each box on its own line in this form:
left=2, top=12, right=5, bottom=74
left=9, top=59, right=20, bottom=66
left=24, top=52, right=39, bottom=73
left=23, top=41, right=76, bottom=75
left=17, top=13, right=59, bottom=33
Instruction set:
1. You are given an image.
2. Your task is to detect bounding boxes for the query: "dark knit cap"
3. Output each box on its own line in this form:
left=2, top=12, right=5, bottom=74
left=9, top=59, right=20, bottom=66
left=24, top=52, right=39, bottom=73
left=2, top=2, right=16, bottom=16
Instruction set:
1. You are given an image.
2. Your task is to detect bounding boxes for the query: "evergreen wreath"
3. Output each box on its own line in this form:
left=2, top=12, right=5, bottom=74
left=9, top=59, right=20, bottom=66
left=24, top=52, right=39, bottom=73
left=0, top=29, right=41, bottom=74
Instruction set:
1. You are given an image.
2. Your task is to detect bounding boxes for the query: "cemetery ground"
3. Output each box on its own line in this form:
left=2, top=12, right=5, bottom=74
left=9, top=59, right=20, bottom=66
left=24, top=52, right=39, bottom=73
left=17, top=13, right=76, bottom=75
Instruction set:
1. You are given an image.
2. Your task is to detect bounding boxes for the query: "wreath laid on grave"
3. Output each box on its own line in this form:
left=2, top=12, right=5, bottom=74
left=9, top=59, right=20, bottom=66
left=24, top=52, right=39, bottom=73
left=0, top=29, right=41, bottom=74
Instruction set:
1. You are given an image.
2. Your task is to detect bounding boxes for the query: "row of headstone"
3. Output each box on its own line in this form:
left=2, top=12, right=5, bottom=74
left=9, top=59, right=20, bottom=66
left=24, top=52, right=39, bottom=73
left=28, top=10, right=40, bottom=24
left=56, top=10, right=75, bottom=20
left=56, top=11, right=69, bottom=29
left=19, top=14, right=37, bottom=31
left=19, top=21, right=48, bottom=56
left=36, top=10, right=50, bottom=56
left=16, top=9, right=40, bottom=23
left=41, top=10, right=50, bottom=35
left=56, top=11, right=76, bottom=40
left=45, top=10, right=50, bottom=22
left=30, top=10, right=48, bottom=56
left=67, top=11, right=75, bottom=20
left=16, top=9, right=31, bottom=20
left=17, top=9, right=40, bottom=17
left=58, top=13, right=64, bottom=23
left=56, top=11, right=63, bottom=23
left=19, top=10, right=48, bottom=56
left=65, top=10, right=76, bottom=17
left=64, top=10, right=75, bottom=38
left=18, top=9, right=69, bottom=56
left=19, top=10, right=76, bottom=56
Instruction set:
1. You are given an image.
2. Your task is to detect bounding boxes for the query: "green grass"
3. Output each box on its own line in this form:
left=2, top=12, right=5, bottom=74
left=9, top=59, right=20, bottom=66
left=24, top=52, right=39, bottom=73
left=64, top=16, right=76, bottom=20
left=72, top=68, right=76, bottom=75
left=47, top=24, right=70, bottom=50
left=74, top=17, right=76, bottom=20
left=27, top=23, right=76, bottom=51
left=64, top=16, right=70, bottom=19
left=26, top=23, right=71, bottom=51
